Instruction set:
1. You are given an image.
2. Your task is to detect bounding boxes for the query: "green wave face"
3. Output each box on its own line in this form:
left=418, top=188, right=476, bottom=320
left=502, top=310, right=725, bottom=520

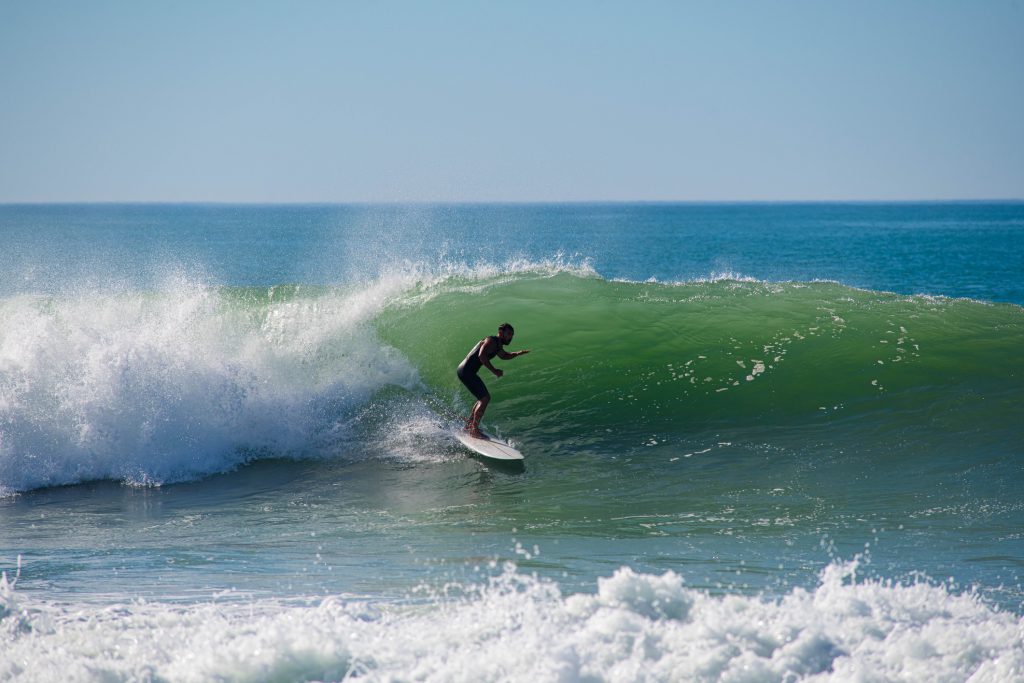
left=376, top=272, right=1024, bottom=455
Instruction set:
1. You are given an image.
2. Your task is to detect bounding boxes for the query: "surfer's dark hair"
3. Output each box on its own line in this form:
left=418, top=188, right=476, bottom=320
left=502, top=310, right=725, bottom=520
left=498, top=322, right=514, bottom=334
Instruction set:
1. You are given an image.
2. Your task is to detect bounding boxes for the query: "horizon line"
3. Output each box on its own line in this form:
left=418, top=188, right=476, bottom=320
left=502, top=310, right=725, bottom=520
left=2, top=198, right=1023, bottom=207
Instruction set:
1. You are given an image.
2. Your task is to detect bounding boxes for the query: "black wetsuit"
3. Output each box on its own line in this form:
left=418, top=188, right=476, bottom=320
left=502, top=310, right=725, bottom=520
left=457, top=335, right=501, bottom=400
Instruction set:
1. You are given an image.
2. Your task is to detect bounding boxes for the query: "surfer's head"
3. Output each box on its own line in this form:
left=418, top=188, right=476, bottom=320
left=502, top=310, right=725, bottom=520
left=498, top=322, right=514, bottom=344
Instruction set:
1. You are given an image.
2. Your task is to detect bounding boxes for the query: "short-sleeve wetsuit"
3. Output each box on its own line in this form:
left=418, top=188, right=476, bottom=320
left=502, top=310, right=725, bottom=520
left=457, top=335, right=501, bottom=400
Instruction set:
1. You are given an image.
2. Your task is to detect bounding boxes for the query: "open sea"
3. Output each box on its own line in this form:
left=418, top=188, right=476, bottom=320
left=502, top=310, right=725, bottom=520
left=1, top=202, right=1022, bottom=681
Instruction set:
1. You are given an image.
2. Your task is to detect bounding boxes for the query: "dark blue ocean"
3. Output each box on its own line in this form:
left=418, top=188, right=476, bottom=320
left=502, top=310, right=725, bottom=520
left=2, top=203, right=1022, bottom=681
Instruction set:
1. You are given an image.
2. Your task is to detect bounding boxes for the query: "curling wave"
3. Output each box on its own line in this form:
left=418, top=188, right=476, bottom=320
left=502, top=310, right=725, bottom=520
left=2, top=264, right=1022, bottom=494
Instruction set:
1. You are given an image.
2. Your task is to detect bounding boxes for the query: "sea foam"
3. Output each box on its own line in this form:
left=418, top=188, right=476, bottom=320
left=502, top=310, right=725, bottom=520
left=2, top=560, right=1021, bottom=682
left=0, top=276, right=419, bottom=496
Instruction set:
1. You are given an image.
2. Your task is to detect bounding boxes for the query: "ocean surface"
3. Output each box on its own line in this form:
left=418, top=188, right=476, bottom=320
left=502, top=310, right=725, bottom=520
left=1, top=202, right=1022, bottom=681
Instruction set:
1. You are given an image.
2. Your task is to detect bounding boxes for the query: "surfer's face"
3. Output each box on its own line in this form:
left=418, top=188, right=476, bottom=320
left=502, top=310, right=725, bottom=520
left=500, top=329, right=514, bottom=344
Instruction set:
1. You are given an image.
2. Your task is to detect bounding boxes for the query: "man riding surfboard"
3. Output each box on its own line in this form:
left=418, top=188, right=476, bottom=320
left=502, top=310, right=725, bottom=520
left=456, top=323, right=530, bottom=437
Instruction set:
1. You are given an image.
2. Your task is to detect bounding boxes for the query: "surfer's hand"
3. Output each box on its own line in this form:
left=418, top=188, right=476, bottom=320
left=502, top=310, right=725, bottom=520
left=493, top=368, right=504, bottom=378
left=517, top=350, right=530, bottom=357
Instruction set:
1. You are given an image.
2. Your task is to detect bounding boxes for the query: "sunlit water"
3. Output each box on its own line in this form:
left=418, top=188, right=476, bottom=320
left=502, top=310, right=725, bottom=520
left=2, top=203, right=1022, bottom=681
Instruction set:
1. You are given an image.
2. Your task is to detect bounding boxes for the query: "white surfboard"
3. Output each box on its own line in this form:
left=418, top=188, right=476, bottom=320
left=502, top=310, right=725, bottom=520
left=455, top=430, right=524, bottom=461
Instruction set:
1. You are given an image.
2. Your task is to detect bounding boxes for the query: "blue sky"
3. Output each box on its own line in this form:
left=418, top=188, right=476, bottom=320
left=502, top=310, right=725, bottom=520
left=1, top=1, right=1021, bottom=202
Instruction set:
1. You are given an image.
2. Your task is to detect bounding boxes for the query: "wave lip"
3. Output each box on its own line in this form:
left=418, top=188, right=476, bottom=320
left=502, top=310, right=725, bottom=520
left=2, top=560, right=1021, bottom=681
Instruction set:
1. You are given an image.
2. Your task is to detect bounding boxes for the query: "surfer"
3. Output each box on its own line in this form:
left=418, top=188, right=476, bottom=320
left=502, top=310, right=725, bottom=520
left=457, top=323, right=530, bottom=437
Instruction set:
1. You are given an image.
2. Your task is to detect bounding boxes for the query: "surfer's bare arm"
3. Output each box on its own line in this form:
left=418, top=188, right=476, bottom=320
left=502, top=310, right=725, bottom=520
left=479, top=338, right=504, bottom=377
left=497, top=349, right=530, bottom=360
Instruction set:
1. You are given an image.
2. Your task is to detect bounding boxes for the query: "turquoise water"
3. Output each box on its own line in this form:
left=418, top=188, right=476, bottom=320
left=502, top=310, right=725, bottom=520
left=1, top=203, right=1022, bottom=681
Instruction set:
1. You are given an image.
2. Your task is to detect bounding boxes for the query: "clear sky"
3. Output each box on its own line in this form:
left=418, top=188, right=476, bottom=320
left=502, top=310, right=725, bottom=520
left=1, top=0, right=1022, bottom=202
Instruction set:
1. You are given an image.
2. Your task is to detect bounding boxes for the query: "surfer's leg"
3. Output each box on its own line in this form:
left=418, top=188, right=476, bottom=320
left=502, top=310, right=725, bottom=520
left=469, top=394, right=490, bottom=436
left=458, top=371, right=490, bottom=435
